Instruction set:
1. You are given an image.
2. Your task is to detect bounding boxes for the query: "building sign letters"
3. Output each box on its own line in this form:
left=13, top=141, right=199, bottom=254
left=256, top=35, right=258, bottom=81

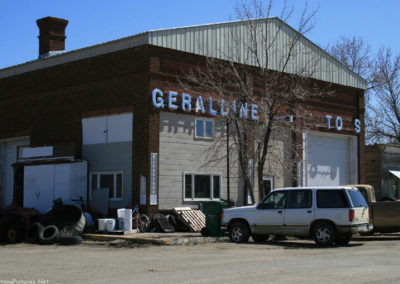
left=152, top=89, right=259, bottom=121
left=326, top=115, right=361, bottom=134
left=152, top=89, right=362, bottom=134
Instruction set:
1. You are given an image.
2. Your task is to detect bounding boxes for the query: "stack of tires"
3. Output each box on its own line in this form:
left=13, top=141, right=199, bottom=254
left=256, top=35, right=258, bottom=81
left=27, top=205, right=85, bottom=246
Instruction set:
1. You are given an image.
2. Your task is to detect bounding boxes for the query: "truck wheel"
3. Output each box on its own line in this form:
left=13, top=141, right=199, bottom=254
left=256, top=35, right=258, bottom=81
left=312, top=222, right=335, bottom=246
left=229, top=221, right=250, bottom=243
left=335, top=233, right=352, bottom=245
left=7, top=225, right=23, bottom=243
left=252, top=234, right=270, bottom=243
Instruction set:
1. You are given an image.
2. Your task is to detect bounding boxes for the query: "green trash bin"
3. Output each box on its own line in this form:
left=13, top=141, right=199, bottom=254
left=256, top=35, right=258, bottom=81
left=200, top=201, right=228, bottom=237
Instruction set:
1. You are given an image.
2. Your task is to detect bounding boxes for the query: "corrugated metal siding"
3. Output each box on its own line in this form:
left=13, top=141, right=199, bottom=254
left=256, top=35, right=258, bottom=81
left=148, top=18, right=366, bottom=90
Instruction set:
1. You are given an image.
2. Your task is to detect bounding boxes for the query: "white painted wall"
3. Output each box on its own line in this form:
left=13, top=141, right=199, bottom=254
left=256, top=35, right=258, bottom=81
left=159, top=112, right=240, bottom=209
left=0, top=137, right=30, bottom=207
left=23, top=161, right=87, bottom=213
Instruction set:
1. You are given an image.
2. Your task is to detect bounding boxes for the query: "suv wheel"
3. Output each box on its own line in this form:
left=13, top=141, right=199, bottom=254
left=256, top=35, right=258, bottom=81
left=312, top=222, right=335, bottom=246
left=229, top=221, right=250, bottom=243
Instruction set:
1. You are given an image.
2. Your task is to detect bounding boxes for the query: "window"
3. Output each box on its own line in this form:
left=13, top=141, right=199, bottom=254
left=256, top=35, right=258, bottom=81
left=82, top=113, right=133, bottom=145
left=262, top=176, right=274, bottom=197
left=195, top=119, right=213, bottom=138
left=347, top=189, right=368, bottom=207
left=90, top=171, right=123, bottom=200
left=260, top=191, right=288, bottom=209
left=184, top=173, right=221, bottom=200
left=287, top=190, right=312, bottom=209
left=317, top=190, right=348, bottom=208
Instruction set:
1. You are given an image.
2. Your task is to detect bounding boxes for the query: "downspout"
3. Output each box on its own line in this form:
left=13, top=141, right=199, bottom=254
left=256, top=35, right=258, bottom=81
left=226, top=121, right=230, bottom=202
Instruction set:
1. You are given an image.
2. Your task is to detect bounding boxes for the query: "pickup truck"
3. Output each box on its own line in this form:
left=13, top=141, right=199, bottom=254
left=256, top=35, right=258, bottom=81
left=348, top=184, right=400, bottom=235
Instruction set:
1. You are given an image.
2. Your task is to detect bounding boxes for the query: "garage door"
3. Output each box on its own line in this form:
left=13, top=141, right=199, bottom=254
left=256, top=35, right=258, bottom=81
left=0, top=137, right=30, bottom=207
left=305, top=134, right=356, bottom=186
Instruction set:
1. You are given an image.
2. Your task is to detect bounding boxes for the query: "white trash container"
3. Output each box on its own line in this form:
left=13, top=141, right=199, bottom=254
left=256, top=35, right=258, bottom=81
left=124, top=209, right=132, bottom=231
left=106, top=219, right=116, bottom=232
left=98, top=219, right=107, bottom=231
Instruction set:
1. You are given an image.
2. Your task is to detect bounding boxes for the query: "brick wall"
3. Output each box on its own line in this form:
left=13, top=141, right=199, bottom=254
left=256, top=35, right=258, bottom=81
left=0, top=43, right=366, bottom=212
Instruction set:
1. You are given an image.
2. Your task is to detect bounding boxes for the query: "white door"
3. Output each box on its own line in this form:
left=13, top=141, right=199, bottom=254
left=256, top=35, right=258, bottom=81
left=0, top=137, right=29, bottom=207
left=305, top=134, right=354, bottom=186
left=283, top=189, right=314, bottom=235
left=251, top=190, right=287, bottom=234
left=24, top=164, right=55, bottom=213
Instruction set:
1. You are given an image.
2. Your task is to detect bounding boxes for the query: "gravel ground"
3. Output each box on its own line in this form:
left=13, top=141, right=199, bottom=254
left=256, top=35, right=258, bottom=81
left=1, top=234, right=400, bottom=284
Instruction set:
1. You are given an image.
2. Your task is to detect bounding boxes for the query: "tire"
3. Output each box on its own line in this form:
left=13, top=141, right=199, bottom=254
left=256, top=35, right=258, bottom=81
left=335, top=233, right=352, bottom=245
left=39, top=225, right=60, bottom=245
left=26, top=222, right=44, bottom=243
left=229, top=221, right=250, bottom=243
left=252, top=234, right=270, bottom=243
left=312, top=222, right=335, bottom=246
left=41, top=205, right=85, bottom=236
left=59, top=236, right=82, bottom=246
left=7, top=224, right=23, bottom=243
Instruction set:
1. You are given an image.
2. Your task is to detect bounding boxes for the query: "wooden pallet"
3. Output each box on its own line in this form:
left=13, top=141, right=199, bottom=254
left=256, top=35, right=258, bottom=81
left=173, top=208, right=205, bottom=232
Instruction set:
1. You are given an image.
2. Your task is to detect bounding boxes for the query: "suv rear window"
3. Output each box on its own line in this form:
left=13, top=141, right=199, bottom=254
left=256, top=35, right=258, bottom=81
left=317, top=190, right=349, bottom=208
left=347, top=189, right=368, bottom=207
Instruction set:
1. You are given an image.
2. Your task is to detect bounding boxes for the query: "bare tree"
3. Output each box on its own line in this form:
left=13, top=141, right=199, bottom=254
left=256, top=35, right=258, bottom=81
left=327, top=36, right=374, bottom=144
left=180, top=0, right=319, bottom=205
left=328, top=36, right=373, bottom=89
left=328, top=37, right=400, bottom=144
left=368, top=47, right=400, bottom=144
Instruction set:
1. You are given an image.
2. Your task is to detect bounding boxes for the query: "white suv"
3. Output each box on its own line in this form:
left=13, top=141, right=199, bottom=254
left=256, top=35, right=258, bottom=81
left=221, top=187, right=372, bottom=246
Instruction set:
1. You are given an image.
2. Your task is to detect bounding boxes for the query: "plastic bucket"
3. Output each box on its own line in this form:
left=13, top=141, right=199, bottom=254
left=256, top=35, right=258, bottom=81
left=106, top=219, right=116, bottom=232
left=98, top=219, right=107, bottom=231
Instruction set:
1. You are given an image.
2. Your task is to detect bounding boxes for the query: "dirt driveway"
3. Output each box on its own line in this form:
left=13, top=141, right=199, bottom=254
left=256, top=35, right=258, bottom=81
left=1, top=234, right=400, bottom=283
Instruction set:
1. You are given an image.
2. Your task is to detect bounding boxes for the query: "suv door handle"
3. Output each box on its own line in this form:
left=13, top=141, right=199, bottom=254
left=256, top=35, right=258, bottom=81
left=307, top=210, right=312, bottom=213
left=277, top=210, right=283, bottom=214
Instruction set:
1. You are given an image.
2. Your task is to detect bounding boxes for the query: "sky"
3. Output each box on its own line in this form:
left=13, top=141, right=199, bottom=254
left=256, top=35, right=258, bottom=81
left=1, top=0, right=399, bottom=69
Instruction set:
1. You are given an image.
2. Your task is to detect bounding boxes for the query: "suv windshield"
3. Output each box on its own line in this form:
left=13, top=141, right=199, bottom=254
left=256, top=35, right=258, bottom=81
left=347, top=189, right=368, bottom=207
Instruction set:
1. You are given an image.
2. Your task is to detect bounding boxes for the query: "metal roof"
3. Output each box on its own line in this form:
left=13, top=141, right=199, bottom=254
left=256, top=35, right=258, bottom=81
left=0, top=18, right=366, bottom=90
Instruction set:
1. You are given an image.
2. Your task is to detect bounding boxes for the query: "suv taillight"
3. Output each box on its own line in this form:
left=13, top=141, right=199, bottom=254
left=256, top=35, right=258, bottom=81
left=221, top=212, right=224, bottom=221
left=349, top=209, right=355, bottom=222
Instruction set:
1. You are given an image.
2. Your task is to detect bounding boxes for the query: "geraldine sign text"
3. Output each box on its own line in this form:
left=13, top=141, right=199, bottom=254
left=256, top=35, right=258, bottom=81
left=152, top=89, right=362, bottom=133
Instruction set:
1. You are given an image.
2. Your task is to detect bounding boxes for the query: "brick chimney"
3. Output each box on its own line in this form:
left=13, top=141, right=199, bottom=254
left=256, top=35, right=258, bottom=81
left=36, top=16, right=68, bottom=58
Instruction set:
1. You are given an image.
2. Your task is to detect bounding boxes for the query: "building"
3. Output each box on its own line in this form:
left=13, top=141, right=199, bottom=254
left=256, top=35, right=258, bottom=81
left=363, top=144, right=400, bottom=200
left=0, top=17, right=366, bottom=215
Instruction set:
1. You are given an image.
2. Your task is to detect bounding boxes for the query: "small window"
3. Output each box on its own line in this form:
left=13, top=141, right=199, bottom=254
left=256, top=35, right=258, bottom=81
left=347, top=189, right=368, bottom=207
left=317, top=190, right=348, bottom=208
left=213, top=176, right=220, bottom=199
left=90, top=171, right=123, bottom=200
left=287, top=190, right=312, bottom=209
left=261, top=191, right=288, bottom=209
left=184, top=173, right=221, bottom=200
left=195, top=119, right=213, bottom=138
